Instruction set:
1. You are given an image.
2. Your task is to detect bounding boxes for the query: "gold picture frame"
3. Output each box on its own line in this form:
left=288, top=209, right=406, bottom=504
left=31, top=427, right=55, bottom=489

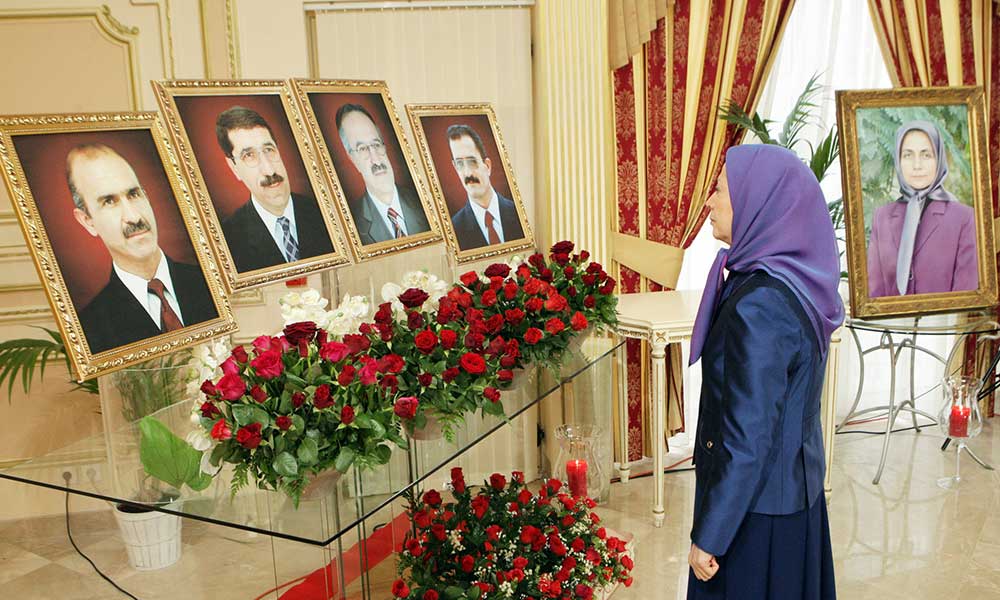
left=837, top=86, right=997, bottom=319
left=291, top=79, right=443, bottom=261
left=0, top=112, right=236, bottom=381
left=406, top=103, right=535, bottom=264
left=153, top=79, right=351, bottom=292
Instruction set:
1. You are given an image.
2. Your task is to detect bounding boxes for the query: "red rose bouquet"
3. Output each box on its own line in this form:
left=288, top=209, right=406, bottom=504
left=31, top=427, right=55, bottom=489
left=197, top=321, right=406, bottom=504
left=394, top=469, right=633, bottom=599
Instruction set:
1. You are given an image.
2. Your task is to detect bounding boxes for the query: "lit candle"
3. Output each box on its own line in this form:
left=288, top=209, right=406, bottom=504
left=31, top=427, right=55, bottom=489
left=566, top=459, right=588, bottom=497
left=949, top=405, right=970, bottom=438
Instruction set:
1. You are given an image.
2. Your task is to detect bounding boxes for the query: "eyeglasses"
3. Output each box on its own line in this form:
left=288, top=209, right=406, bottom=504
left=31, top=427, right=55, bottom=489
left=235, top=144, right=282, bottom=168
left=452, top=157, right=483, bottom=170
left=350, top=140, right=387, bottom=158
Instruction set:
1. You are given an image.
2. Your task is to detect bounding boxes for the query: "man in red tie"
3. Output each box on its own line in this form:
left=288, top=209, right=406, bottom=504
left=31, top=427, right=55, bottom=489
left=335, top=103, right=431, bottom=246
left=67, top=143, right=218, bottom=354
left=446, top=124, right=525, bottom=251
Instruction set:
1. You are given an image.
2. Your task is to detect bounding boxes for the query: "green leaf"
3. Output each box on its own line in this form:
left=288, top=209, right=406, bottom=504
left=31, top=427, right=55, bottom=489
left=334, top=447, right=356, bottom=473
left=444, top=587, right=465, bottom=600
left=232, top=404, right=255, bottom=425
left=372, top=444, right=391, bottom=464
left=251, top=407, right=271, bottom=427
left=138, top=417, right=206, bottom=492
left=467, top=585, right=482, bottom=600
left=278, top=391, right=292, bottom=413
left=354, top=413, right=374, bottom=429
left=291, top=414, right=306, bottom=431
left=272, top=452, right=299, bottom=477
left=297, top=437, right=319, bottom=466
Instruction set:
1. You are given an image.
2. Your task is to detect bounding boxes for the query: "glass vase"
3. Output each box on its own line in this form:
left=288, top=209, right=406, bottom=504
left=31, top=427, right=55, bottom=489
left=937, top=375, right=984, bottom=489
left=553, top=424, right=608, bottom=503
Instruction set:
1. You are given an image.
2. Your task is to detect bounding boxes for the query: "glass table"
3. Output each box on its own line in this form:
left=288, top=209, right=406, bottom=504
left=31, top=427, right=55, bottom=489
left=0, top=334, right=624, bottom=599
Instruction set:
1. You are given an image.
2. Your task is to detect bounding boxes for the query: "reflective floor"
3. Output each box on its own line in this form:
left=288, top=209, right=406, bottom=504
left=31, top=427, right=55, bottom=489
left=1, top=421, right=998, bottom=598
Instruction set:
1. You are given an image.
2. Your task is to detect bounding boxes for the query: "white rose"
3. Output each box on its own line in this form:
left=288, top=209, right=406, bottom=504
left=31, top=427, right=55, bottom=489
left=381, top=282, right=402, bottom=303
left=186, top=429, right=213, bottom=452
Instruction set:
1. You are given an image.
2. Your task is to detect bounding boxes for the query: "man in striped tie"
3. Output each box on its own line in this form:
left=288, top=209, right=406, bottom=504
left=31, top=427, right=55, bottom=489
left=446, top=124, right=525, bottom=252
left=336, top=103, right=431, bottom=246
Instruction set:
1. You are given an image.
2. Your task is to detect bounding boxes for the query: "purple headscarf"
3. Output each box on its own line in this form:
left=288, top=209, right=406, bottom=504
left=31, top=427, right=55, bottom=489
left=688, top=145, right=844, bottom=365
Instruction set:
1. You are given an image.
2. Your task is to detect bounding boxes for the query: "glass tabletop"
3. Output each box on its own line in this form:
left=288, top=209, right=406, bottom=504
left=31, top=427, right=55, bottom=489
left=846, top=311, right=1000, bottom=336
left=0, top=334, right=625, bottom=547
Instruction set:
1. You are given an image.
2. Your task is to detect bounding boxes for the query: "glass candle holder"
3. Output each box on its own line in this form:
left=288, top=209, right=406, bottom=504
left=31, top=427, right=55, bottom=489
left=937, top=375, right=984, bottom=489
left=553, top=424, right=608, bottom=503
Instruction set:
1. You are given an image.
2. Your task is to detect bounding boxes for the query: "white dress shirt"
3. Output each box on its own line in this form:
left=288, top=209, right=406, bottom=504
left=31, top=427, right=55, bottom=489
left=469, top=189, right=504, bottom=244
left=251, top=195, right=297, bottom=261
left=113, top=251, right=185, bottom=328
left=368, top=187, right=408, bottom=238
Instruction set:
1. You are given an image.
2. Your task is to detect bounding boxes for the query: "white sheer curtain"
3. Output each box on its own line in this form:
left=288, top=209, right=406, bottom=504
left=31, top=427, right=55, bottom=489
left=677, top=0, right=952, bottom=432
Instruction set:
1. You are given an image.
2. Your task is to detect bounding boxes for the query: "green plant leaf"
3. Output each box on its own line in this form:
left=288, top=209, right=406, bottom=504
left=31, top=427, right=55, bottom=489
left=354, top=413, right=374, bottom=429
left=251, top=407, right=271, bottom=427
left=297, top=437, right=319, bottom=466
left=444, top=586, right=465, bottom=600
left=138, top=417, right=205, bottom=492
left=291, top=414, right=305, bottom=431
left=272, top=452, right=299, bottom=477
left=232, top=404, right=255, bottom=425
left=334, top=447, right=356, bottom=473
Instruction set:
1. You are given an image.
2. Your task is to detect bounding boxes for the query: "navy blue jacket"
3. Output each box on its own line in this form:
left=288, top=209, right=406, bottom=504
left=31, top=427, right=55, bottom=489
left=691, top=270, right=828, bottom=557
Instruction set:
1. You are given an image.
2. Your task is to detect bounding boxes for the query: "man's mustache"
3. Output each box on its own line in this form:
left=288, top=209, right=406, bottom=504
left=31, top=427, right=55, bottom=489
left=370, top=162, right=388, bottom=176
left=122, top=219, right=151, bottom=238
left=259, top=173, right=285, bottom=187
left=464, top=175, right=481, bottom=185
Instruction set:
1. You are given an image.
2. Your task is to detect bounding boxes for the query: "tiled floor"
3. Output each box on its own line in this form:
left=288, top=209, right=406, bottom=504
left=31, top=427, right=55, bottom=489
left=2, top=421, right=999, bottom=598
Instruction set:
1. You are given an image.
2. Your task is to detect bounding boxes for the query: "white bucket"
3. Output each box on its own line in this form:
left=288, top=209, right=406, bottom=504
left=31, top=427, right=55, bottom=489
left=113, top=502, right=183, bottom=570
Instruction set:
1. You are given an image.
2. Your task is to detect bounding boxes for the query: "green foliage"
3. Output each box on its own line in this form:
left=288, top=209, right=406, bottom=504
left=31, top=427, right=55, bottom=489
left=0, top=327, right=98, bottom=403
left=114, top=352, right=192, bottom=423
left=138, top=417, right=212, bottom=492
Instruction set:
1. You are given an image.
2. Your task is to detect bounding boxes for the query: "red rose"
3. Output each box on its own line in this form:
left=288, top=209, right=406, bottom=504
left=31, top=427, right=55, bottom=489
left=450, top=467, right=466, bottom=493
left=570, top=311, right=589, bottom=331
left=545, top=318, right=566, bottom=335
left=378, top=323, right=394, bottom=342
left=484, top=314, right=505, bottom=334
left=564, top=266, right=576, bottom=279
left=500, top=356, right=516, bottom=368
left=464, top=332, right=485, bottom=351
left=252, top=335, right=273, bottom=353
left=431, top=523, right=447, bottom=541
left=320, top=341, right=349, bottom=362
left=567, top=286, right=578, bottom=297
left=490, top=473, right=507, bottom=490
left=297, top=339, right=310, bottom=358
left=596, top=527, right=607, bottom=539
left=343, top=334, right=370, bottom=355
left=236, top=422, right=262, bottom=449
left=283, top=321, right=318, bottom=346
left=381, top=374, right=399, bottom=393
left=539, top=268, right=554, bottom=282
left=451, top=289, right=473, bottom=308
left=498, top=369, right=513, bottom=382
left=398, top=287, right=430, bottom=309
left=544, top=293, right=568, bottom=312
left=220, top=357, right=239, bottom=375
left=552, top=252, right=570, bottom=265
left=250, top=384, right=267, bottom=403
left=439, top=329, right=458, bottom=349
left=582, top=273, right=596, bottom=286
left=391, top=579, right=410, bottom=598
left=562, top=515, right=576, bottom=527
left=502, top=308, right=524, bottom=325
left=210, top=419, right=231, bottom=440
left=575, top=584, right=593, bottom=599
left=216, top=373, right=246, bottom=400
left=571, top=537, right=585, bottom=552
left=525, top=297, right=544, bottom=312
left=484, top=263, right=511, bottom=278
left=459, top=271, right=480, bottom=287
left=423, top=590, right=439, bottom=600
left=394, top=396, right=418, bottom=419
left=524, top=328, right=543, bottom=345
left=340, top=405, right=355, bottom=425
left=481, top=289, right=497, bottom=307
left=442, top=367, right=460, bottom=383
left=231, top=346, right=248, bottom=364
left=523, top=278, right=544, bottom=295
left=621, top=555, right=634, bottom=570
left=584, top=294, right=596, bottom=308
left=517, top=488, right=532, bottom=505
left=378, top=354, right=406, bottom=374
left=199, top=379, right=217, bottom=397
left=550, top=240, right=574, bottom=255
left=338, top=364, right=356, bottom=386
left=484, top=387, right=501, bottom=403
left=413, top=510, right=431, bottom=529
left=461, top=554, right=475, bottom=573
left=586, top=262, right=602, bottom=274
left=414, top=329, right=438, bottom=354
left=313, top=384, right=333, bottom=409
left=250, top=350, right=284, bottom=380
left=374, top=302, right=393, bottom=324
left=599, top=279, right=616, bottom=294
left=200, top=401, right=221, bottom=418
left=275, top=415, right=292, bottom=430
left=460, top=352, right=486, bottom=374
left=471, top=495, right=489, bottom=519
left=423, top=489, right=442, bottom=507
left=407, top=311, right=424, bottom=330
left=503, top=281, right=519, bottom=300
left=291, top=392, right=305, bottom=408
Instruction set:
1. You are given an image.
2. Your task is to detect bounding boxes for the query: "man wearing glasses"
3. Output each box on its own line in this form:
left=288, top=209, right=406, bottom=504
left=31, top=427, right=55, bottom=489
left=216, top=106, right=334, bottom=272
left=336, top=103, right=431, bottom=245
left=446, top=124, right=524, bottom=251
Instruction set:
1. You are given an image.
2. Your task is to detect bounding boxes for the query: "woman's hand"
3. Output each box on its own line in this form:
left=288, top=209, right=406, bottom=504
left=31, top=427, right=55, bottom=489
left=689, top=543, right=719, bottom=581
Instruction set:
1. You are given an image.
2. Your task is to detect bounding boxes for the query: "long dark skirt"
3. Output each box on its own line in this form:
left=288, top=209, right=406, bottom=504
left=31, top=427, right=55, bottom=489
left=687, top=497, right=836, bottom=599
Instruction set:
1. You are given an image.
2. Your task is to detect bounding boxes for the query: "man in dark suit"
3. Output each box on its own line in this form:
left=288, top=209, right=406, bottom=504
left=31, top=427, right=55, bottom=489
left=67, top=144, right=218, bottom=354
left=216, top=106, right=334, bottom=272
left=335, top=104, right=431, bottom=245
left=446, top=124, right=525, bottom=251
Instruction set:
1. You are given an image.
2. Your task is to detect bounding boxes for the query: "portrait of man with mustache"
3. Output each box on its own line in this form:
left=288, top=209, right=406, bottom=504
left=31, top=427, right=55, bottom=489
left=446, top=124, right=525, bottom=251
left=216, top=106, right=334, bottom=272
left=336, top=103, right=431, bottom=245
left=68, top=143, right=218, bottom=354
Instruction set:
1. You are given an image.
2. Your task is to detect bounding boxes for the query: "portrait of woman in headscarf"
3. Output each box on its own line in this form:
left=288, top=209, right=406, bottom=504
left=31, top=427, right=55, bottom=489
left=687, top=144, right=842, bottom=599
left=866, top=120, right=978, bottom=297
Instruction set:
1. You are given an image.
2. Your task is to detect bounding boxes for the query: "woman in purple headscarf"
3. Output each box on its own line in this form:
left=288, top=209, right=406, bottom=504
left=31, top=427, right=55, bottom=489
left=867, top=120, right=978, bottom=297
left=686, top=145, right=843, bottom=599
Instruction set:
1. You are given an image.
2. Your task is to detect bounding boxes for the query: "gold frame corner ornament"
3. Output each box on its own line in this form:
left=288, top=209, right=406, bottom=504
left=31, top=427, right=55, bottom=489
left=405, top=102, right=536, bottom=264
left=836, top=85, right=998, bottom=320
left=0, top=111, right=237, bottom=381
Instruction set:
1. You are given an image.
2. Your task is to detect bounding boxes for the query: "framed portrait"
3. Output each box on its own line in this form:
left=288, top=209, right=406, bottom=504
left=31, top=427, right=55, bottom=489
left=290, top=79, right=443, bottom=261
left=837, top=86, right=997, bottom=319
left=406, top=103, right=535, bottom=263
left=152, top=80, right=350, bottom=292
left=0, top=112, right=236, bottom=381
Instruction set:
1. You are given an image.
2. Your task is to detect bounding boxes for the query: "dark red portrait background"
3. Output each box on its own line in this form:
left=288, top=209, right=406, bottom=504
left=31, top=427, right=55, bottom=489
left=13, top=129, right=200, bottom=311
left=173, top=94, right=316, bottom=221
left=418, top=114, right=513, bottom=216
left=307, top=92, right=417, bottom=203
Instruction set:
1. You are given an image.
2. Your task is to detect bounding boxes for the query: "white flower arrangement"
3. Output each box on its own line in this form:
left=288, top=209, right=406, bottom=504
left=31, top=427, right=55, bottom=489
left=279, top=288, right=370, bottom=336
left=380, top=270, right=451, bottom=313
